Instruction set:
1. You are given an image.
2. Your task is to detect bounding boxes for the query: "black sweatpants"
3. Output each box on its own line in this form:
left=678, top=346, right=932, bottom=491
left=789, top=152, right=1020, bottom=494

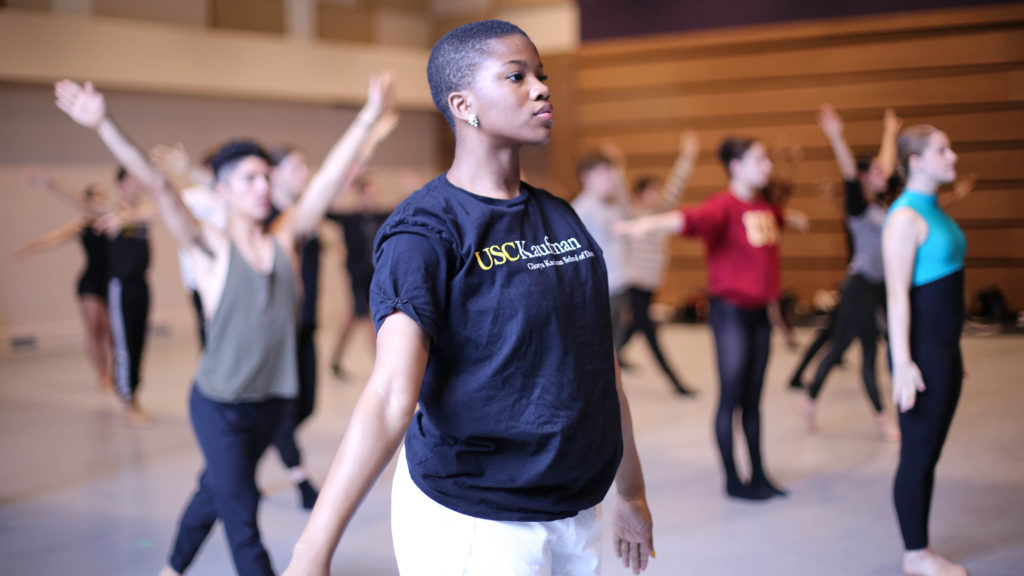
left=108, top=276, right=149, bottom=403
left=709, top=298, right=772, bottom=486
left=894, top=271, right=964, bottom=551
left=807, top=274, right=886, bottom=412
left=169, top=385, right=288, bottom=575
left=789, top=309, right=836, bottom=385
left=618, top=287, right=686, bottom=390
left=273, top=322, right=317, bottom=468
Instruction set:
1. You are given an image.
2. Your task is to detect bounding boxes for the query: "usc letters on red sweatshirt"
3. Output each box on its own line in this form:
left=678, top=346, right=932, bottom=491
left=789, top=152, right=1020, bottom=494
left=679, top=191, right=784, bottom=309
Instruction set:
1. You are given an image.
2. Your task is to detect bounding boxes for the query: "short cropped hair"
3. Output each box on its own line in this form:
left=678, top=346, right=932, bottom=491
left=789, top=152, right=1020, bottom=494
left=428, top=20, right=529, bottom=131
left=209, top=139, right=271, bottom=183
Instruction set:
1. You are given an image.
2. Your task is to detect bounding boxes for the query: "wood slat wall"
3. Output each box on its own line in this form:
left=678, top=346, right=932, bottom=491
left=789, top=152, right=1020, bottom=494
left=560, top=3, right=1024, bottom=312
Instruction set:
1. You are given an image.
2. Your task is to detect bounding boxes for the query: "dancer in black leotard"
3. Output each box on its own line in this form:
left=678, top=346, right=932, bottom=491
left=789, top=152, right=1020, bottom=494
left=19, top=175, right=113, bottom=391
left=326, top=171, right=393, bottom=378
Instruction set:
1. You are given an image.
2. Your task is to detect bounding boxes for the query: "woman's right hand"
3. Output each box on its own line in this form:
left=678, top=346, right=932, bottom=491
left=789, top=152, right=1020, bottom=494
left=892, top=360, right=926, bottom=413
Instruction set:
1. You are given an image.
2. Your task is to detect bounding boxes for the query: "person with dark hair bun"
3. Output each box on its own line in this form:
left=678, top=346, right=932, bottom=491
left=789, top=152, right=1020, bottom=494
left=55, top=75, right=394, bottom=576
left=285, top=20, right=654, bottom=576
left=799, top=104, right=902, bottom=442
left=618, top=136, right=805, bottom=501
left=883, top=125, right=969, bottom=576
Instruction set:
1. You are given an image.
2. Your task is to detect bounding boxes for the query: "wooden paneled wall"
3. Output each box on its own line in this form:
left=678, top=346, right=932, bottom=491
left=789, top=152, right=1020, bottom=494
left=561, top=3, right=1024, bottom=312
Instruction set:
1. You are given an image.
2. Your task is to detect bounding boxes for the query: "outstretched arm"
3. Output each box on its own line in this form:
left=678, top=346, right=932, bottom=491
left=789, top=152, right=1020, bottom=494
left=660, top=129, right=699, bottom=211
left=599, top=139, right=633, bottom=213
left=284, top=312, right=427, bottom=575
left=283, top=73, right=396, bottom=242
left=817, top=104, right=857, bottom=181
left=611, top=351, right=654, bottom=574
left=877, top=108, right=901, bottom=180
left=614, top=211, right=685, bottom=240
left=94, top=203, right=159, bottom=237
left=27, top=171, right=103, bottom=217
left=54, top=80, right=207, bottom=254
left=16, top=219, right=83, bottom=259
left=150, top=143, right=214, bottom=190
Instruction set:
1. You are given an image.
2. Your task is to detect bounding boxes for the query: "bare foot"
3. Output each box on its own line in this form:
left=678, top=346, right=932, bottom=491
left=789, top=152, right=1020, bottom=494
left=124, top=403, right=152, bottom=428
left=157, top=565, right=181, bottom=576
left=801, top=396, right=817, bottom=432
left=903, top=548, right=969, bottom=576
left=876, top=413, right=901, bottom=443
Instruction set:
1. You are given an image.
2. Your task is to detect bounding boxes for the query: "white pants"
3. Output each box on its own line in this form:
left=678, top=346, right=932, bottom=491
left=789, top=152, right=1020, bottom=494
left=391, top=448, right=603, bottom=576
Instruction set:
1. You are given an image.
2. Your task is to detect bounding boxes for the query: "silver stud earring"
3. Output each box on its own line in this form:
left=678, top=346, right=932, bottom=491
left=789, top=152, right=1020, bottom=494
left=469, top=114, right=480, bottom=128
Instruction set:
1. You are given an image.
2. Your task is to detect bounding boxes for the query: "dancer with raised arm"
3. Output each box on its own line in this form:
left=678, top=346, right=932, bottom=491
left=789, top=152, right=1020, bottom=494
left=618, top=136, right=801, bottom=500
left=802, top=105, right=902, bottom=441
left=618, top=130, right=699, bottom=396
left=54, top=74, right=394, bottom=576
left=19, top=175, right=113, bottom=391
left=284, top=20, right=653, bottom=576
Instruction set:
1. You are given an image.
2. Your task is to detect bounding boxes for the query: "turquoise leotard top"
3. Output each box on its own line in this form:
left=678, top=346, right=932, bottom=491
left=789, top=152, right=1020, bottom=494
left=887, top=189, right=966, bottom=287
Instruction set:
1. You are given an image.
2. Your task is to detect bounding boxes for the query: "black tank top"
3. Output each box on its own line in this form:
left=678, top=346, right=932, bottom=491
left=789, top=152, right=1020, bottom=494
left=80, top=225, right=109, bottom=284
left=107, top=223, right=150, bottom=280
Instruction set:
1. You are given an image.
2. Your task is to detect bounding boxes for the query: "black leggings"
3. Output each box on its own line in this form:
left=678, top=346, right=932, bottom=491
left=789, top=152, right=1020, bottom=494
left=618, top=287, right=686, bottom=389
left=894, top=271, right=964, bottom=551
left=709, top=298, right=772, bottom=486
left=807, top=275, right=886, bottom=412
left=789, top=309, right=836, bottom=385
left=273, top=322, right=317, bottom=469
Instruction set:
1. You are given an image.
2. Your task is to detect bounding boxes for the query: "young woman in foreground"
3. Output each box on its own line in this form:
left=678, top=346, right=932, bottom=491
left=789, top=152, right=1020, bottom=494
left=284, top=20, right=654, bottom=576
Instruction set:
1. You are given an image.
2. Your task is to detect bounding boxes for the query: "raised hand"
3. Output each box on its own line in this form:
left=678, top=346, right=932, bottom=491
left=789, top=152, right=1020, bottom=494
left=892, top=360, right=926, bottom=413
left=883, top=107, right=902, bottom=135
left=679, top=129, right=699, bottom=163
left=612, top=492, right=654, bottom=574
left=600, top=139, right=627, bottom=168
left=817, top=103, right=844, bottom=140
left=365, top=72, right=396, bottom=120
left=952, top=172, right=977, bottom=202
left=54, top=80, right=106, bottom=129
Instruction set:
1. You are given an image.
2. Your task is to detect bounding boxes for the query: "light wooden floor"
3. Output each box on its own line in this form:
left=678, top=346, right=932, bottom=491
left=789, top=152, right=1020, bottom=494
left=1, top=325, right=1022, bottom=575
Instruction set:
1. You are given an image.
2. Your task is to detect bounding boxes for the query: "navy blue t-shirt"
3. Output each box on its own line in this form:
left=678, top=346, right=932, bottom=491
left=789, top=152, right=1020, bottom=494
left=371, top=174, right=623, bottom=522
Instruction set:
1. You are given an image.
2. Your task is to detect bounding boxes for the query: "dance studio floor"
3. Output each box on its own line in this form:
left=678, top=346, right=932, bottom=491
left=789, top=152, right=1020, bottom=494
left=1, top=324, right=1022, bottom=575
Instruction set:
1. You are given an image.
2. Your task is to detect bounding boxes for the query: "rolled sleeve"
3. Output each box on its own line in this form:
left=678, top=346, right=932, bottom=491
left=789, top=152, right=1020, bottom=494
left=371, top=224, right=451, bottom=342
